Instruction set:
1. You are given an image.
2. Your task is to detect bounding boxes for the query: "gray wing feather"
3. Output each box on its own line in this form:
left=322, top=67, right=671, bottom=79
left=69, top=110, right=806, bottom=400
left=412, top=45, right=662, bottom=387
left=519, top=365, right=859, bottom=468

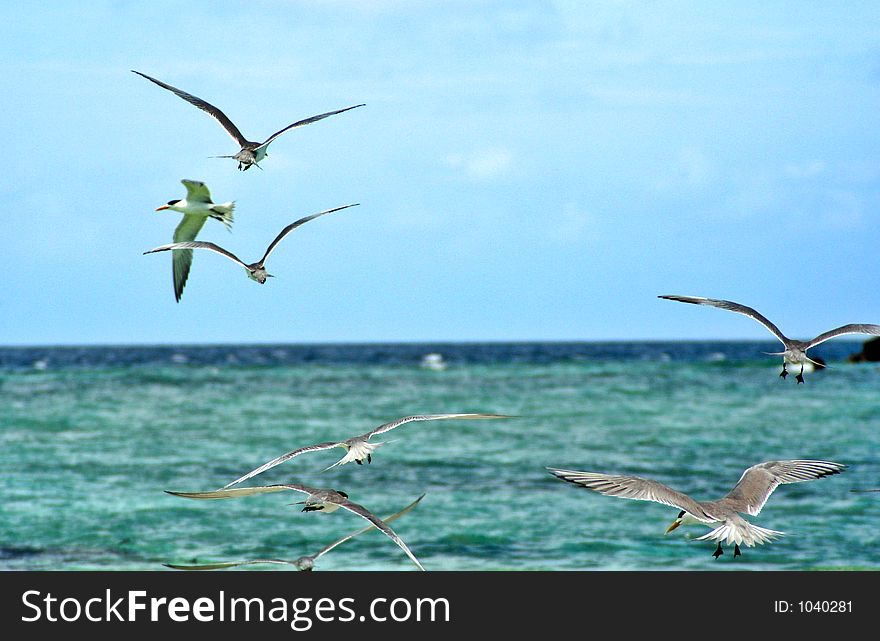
left=366, top=413, right=511, bottom=438
left=548, top=468, right=716, bottom=522
left=313, top=494, right=426, bottom=561
left=722, top=460, right=845, bottom=516
left=181, top=179, right=212, bottom=203
left=258, top=203, right=359, bottom=266
left=165, top=559, right=295, bottom=571
left=221, top=441, right=343, bottom=490
left=132, top=70, right=250, bottom=146
left=165, top=483, right=319, bottom=500
left=659, top=295, right=789, bottom=344
left=805, top=324, right=880, bottom=349
left=257, top=104, right=365, bottom=149
left=146, top=241, right=248, bottom=270
left=170, top=214, right=208, bottom=302
left=336, top=499, right=425, bottom=571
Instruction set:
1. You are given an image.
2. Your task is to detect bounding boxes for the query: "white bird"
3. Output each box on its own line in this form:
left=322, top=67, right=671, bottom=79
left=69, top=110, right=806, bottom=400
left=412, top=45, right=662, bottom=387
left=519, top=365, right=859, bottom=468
left=659, top=295, right=880, bottom=383
left=153, top=179, right=235, bottom=302
left=164, top=493, right=425, bottom=571
left=166, top=484, right=425, bottom=570
left=145, top=203, right=357, bottom=287
left=132, top=70, right=364, bottom=171
left=222, top=413, right=512, bottom=489
left=548, top=460, right=845, bottom=559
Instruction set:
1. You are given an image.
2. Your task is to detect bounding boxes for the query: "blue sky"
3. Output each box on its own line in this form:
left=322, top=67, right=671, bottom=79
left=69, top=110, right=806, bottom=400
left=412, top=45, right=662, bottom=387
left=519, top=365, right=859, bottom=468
left=1, top=1, right=878, bottom=345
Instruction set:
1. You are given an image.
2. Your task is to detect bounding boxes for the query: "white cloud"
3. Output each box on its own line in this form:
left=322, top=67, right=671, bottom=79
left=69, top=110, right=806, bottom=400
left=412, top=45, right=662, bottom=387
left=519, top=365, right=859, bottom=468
left=446, top=148, right=513, bottom=180
left=546, top=203, right=598, bottom=245
left=784, top=160, right=826, bottom=178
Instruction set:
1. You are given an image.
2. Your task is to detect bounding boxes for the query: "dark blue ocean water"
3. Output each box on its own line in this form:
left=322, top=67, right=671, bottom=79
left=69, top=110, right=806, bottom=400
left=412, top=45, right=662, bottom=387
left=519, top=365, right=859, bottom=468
left=2, top=342, right=878, bottom=570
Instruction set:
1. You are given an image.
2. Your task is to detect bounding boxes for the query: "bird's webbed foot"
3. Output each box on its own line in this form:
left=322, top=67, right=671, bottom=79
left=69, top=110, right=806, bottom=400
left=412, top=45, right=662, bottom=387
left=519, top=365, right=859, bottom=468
left=734, top=544, right=741, bottom=558
left=712, top=542, right=724, bottom=559
left=355, top=459, right=363, bottom=466
left=779, top=366, right=788, bottom=380
left=302, top=505, right=323, bottom=512
left=796, top=373, right=805, bottom=384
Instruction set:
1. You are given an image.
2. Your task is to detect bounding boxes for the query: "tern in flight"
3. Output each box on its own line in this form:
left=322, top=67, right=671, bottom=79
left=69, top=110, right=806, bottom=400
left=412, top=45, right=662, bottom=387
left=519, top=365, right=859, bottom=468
left=145, top=203, right=357, bottom=286
left=165, top=494, right=425, bottom=571
left=222, top=413, right=512, bottom=489
left=659, top=295, right=880, bottom=383
left=548, top=460, right=845, bottom=559
left=154, top=179, right=235, bottom=302
left=167, top=484, right=425, bottom=570
left=132, top=70, right=364, bottom=171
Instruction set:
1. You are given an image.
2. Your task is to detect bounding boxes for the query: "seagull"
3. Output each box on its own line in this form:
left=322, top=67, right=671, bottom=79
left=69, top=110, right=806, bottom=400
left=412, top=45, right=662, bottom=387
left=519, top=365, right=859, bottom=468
left=166, top=484, right=425, bottom=570
left=164, top=493, right=425, bottom=571
left=153, top=179, right=235, bottom=302
left=131, top=70, right=364, bottom=171
left=659, top=295, right=880, bottom=383
left=548, top=460, right=845, bottom=559
left=144, top=203, right=357, bottom=286
left=221, top=413, right=512, bottom=489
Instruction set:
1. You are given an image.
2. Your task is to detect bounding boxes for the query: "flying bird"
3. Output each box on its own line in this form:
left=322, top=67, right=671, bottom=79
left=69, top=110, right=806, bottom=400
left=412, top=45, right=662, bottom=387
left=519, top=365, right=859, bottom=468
left=222, top=413, right=512, bottom=489
left=154, top=179, right=235, bottom=302
left=166, top=484, right=425, bottom=570
left=548, top=460, right=845, bottom=559
left=145, top=203, right=357, bottom=286
left=659, top=295, right=880, bottom=383
left=164, top=494, right=425, bottom=571
left=132, top=70, right=364, bottom=171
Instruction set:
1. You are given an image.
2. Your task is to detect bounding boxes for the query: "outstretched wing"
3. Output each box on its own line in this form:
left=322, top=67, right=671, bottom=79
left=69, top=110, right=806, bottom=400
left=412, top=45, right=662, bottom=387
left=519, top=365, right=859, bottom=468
left=257, top=104, right=365, bottom=149
left=132, top=70, right=249, bottom=146
left=658, top=295, right=789, bottom=344
left=722, top=460, right=845, bottom=516
left=366, top=413, right=512, bottom=438
left=146, top=241, right=248, bottom=270
left=165, top=559, right=296, bottom=571
left=313, top=493, right=426, bottom=561
left=258, top=203, right=359, bottom=266
left=221, top=441, right=344, bottom=490
left=805, top=324, right=880, bottom=349
left=170, top=215, right=208, bottom=302
left=335, top=499, right=426, bottom=571
left=547, top=468, right=716, bottom=522
left=180, top=179, right=212, bottom=203
left=165, top=483, right=319, bottom=500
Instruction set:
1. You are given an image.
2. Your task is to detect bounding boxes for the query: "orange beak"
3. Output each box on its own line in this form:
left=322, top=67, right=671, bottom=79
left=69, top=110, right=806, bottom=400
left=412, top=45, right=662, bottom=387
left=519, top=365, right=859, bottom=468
left=155, top=204, right=170, bottom=211
left=665, top=520, right=681, bottom=534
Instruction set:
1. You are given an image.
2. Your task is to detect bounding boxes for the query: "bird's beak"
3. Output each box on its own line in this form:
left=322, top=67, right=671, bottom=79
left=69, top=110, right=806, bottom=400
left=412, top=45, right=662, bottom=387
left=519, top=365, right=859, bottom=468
left=155, top=204, right=170, bottom=211
left=266, top=274, right=275, bottom=278
left=665, top=519, right=681, bottom=534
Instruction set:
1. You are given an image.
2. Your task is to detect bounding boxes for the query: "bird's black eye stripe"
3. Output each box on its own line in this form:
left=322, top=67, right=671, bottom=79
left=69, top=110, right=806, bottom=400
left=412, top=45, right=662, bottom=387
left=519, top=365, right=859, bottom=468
left=167, top=200, right=176, bottom=206
left=677, top=510, right=685, bottom=518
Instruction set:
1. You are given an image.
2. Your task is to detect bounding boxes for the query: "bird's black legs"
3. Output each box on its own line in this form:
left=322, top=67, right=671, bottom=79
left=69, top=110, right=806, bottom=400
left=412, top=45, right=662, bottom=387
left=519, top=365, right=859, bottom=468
left=367, top=453, right=372, bottom=464
left=302, top=505, right=324, bottom=512
left=712, top=542, right=724, bottom=558
left=355, top=459, right=363, bottom=465
left=734, top=544, right=741, bottom=558
left=779, top=364, right=788, bottom=380
left=796, top=364, right=805, bottom=384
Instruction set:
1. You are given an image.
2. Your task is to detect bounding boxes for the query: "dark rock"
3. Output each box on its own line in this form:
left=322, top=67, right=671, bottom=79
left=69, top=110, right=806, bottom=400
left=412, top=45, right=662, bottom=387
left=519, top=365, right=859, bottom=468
left=848, top=336, right=880, bottom=362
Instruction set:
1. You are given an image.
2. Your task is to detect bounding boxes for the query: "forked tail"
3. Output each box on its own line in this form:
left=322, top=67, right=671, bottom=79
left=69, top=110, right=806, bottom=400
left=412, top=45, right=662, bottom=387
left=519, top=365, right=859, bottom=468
left=210, top=202, right=235, bottom=230
left=694, top=521, right=784, bottom=547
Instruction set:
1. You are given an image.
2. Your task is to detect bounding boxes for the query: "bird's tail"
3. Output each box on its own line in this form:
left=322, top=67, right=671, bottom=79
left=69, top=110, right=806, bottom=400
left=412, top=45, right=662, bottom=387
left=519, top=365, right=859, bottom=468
left=210, top=202, right=235, bottom=230
left=694, top=522, right=784, bottom=547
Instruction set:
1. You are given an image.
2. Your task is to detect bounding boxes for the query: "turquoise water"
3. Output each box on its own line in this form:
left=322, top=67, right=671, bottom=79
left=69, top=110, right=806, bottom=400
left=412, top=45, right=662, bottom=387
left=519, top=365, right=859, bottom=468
left=1, top=342, right=878, bottom=571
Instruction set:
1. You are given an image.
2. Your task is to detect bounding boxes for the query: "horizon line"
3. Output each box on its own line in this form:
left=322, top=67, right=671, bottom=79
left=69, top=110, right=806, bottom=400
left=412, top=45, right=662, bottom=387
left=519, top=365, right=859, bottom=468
left=0, top=337, right=873, bottom=350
